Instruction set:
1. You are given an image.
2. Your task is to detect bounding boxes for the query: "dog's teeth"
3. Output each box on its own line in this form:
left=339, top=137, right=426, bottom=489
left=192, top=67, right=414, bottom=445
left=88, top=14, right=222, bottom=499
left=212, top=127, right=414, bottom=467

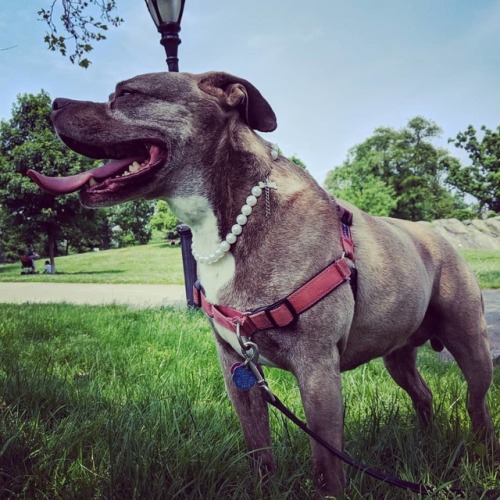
left=129, top=161, right=141, bottom=173
left=122, top=170, right=130, bottom=176
left=88, top=178, right=97, bottom=187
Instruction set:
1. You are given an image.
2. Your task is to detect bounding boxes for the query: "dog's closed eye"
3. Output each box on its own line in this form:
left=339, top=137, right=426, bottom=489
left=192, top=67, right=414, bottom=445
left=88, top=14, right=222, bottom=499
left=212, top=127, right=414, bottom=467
left=116, top=88, right=138, bottom=97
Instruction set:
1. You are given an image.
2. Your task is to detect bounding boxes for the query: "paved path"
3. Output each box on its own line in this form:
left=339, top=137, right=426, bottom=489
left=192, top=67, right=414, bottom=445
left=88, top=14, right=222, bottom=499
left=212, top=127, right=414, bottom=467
left=0, top=282, right=186, bottom=308
left=0, top=282, right=499, bottom=360
left=481, top=290, right=500, bottom=360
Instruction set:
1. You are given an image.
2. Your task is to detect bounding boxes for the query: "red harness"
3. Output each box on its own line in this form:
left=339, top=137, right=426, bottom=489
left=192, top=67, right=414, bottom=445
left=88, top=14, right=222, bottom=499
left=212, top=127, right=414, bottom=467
left=193, top=206, right=355, bottom=337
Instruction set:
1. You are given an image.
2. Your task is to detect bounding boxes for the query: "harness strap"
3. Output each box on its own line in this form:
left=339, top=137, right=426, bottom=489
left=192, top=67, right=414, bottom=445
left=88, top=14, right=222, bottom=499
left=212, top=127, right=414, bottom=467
left=195, top=257, right=352, bottom=336
left=338, top=205, right=354, bottom=260
left=194, top=204, right=355, bottom=337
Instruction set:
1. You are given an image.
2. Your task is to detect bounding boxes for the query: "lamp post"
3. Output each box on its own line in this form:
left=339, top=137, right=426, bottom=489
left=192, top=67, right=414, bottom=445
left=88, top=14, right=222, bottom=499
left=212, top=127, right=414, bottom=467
left=145, top=0, right=197, bottom=307
left=144, top=0, right=185, bottom=72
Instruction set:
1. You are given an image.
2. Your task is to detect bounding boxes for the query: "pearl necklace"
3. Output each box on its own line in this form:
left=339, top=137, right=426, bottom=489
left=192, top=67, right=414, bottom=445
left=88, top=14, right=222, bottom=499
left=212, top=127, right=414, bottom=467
left=192, top=180, right=277, bottom=264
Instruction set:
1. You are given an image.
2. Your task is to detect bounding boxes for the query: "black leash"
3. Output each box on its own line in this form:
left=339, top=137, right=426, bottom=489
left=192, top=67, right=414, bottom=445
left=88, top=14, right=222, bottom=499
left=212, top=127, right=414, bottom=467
left=234, top=334, right=499, bottom=497
left=267, top=394, right=459, bottom=496
left=266, top=392, right=500, bottom=498
left=266, top=393, right=500, bottom=498
left=232, top=332, right=500, bottom=499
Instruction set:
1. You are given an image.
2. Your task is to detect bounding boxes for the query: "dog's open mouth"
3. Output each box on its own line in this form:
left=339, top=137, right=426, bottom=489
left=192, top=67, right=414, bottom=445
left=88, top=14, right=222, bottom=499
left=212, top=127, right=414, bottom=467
left=27, top=141, right=166, bottom=196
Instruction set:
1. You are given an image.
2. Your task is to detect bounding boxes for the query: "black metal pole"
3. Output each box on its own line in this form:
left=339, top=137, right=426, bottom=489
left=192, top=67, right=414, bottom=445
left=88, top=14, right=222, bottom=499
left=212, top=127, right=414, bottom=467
left=159, top=22, right=198, bottom=308
left=177, top=224, right=197, bottom=307
left=159, top=22, right=181, bottom=72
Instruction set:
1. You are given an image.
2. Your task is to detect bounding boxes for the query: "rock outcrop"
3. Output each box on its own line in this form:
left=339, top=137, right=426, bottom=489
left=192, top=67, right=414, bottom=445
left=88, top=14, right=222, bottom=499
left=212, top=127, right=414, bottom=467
left=420, top=216, right=500, bottom=249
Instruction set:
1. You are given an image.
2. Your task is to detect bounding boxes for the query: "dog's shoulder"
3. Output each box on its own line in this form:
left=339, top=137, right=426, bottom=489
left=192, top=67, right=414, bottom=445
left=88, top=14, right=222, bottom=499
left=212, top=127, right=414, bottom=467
left=336, top=201, right=460, bottom=270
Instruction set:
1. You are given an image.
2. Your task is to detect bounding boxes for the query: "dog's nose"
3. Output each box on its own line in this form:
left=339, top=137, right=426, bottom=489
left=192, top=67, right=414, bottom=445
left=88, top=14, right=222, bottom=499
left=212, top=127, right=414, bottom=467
left=52, top=98, right=73, bottom=111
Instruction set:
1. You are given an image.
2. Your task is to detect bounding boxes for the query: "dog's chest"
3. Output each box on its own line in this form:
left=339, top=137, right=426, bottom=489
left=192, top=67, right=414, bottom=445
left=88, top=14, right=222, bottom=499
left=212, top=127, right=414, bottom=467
left=167, top=195, right=277, bottom=366
left=197, top=259, right=279, bottom=367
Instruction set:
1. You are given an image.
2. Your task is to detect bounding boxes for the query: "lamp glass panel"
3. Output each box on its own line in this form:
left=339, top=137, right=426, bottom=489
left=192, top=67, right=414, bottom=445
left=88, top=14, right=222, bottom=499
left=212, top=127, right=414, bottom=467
left=158, top=0, right=182, bottom=23
left=145, top=0, right=161, bottom=27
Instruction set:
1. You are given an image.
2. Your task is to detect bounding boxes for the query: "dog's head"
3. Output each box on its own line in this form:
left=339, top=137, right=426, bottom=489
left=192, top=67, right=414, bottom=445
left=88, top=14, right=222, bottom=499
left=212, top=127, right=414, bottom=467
left=28, top=71, right=277, bottom=207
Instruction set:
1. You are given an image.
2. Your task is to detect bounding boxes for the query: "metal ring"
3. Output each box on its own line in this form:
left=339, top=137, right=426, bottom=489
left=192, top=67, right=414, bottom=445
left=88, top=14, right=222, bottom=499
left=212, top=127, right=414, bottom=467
left=235, top=321, right=259, bottom=361
left=241, top=341, right=259, bottom=362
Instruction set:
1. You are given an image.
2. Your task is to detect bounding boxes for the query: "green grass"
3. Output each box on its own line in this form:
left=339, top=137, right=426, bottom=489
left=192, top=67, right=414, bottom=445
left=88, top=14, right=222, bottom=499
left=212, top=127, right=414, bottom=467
left=0, top=244, right=183, bottom=285
left=460, top=249, right=500, bottom=289
left=1, top=304, right=498, bottom=499
left=0, top=244, right=499, bottom=495
left=1, top=245, right=500, bottom=289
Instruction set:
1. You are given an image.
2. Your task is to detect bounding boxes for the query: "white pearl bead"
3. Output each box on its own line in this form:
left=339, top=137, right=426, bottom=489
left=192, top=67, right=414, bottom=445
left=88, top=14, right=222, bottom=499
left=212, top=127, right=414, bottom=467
left=190, top=178, right=276, bottom=264
left=246, top=195, right=257, bottom=207
left=236, top=214, right=247, bottom=225
left=225, top=233, right=237, bottom=244
left=251, top=186, right=263, bottom=197
left=231, top=224, right=243, bottom=235
left=241, top=204, right=252, bottom=216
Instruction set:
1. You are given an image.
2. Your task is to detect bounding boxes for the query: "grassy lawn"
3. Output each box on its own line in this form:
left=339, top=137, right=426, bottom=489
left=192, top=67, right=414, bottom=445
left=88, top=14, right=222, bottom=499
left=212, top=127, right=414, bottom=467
left=0, top=244, right=184, bottom=285
left=1, top=246, right=499, bottom=496
left=460, top=249, right=500, bottom=289
left=0, top=303, right=499, bottom=498
left=1, top=245, right=500, bottom=288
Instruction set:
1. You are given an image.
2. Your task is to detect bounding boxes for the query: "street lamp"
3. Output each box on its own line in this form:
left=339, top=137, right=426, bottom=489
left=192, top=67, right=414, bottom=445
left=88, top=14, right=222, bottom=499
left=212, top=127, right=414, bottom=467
left=144, top=0, right=185, bottom=72
left=145, top=0, right=197, bottom=307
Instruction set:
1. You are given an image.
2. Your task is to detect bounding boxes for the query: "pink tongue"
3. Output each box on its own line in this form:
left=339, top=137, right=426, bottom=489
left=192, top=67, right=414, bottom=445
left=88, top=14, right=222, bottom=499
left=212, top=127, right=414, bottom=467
left=27, top=157, right=143, bottom=196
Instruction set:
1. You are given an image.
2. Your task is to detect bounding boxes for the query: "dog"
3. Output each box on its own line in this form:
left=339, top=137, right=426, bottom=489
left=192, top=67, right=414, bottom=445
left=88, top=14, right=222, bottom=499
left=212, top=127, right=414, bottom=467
left=28, top=71, right=499, bottom=497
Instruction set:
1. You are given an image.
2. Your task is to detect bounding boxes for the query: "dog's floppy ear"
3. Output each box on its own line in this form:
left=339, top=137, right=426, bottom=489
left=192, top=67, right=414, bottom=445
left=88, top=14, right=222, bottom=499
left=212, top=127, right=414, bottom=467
left=197, top=72, right=277, bottom=132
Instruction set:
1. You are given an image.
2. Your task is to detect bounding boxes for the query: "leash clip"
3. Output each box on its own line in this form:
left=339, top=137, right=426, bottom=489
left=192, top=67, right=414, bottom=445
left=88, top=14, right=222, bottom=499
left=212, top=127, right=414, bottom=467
left=235, top=319, right=259, bottom=363
left=234, top=320, right=276, bottom=402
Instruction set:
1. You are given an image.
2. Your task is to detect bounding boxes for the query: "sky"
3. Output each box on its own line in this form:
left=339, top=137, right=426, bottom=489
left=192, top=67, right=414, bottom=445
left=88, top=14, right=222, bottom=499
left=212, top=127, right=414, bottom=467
left=0, top=0, right=499, bottom=185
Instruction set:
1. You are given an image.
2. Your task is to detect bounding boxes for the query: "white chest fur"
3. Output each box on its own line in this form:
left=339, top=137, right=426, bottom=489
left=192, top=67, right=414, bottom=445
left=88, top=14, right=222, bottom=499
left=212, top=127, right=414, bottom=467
left=166, top=195, right=235, bottom=303
left=166, top=195, right=277, bottom=367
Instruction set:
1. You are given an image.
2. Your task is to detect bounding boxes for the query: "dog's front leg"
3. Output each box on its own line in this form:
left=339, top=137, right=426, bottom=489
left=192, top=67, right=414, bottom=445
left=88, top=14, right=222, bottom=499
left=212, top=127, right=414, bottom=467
left=214, top=334, right=275, bottom=475
left=294, top=348, right=345, bottom=498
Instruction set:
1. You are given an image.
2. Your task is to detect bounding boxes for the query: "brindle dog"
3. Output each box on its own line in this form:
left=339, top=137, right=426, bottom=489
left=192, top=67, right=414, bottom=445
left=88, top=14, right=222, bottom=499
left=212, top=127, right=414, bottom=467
left=28, top=71, right=499, bottom=497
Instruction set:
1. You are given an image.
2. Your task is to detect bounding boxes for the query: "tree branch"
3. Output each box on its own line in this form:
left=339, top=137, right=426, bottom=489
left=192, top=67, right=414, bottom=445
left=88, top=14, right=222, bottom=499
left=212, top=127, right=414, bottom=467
left=38, top=0, right=123, bottom=68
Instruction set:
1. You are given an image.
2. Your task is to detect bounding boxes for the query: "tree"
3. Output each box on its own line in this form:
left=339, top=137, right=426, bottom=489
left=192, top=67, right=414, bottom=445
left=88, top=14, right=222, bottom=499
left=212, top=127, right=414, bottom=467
left=0, top=91, right=165, bottom=265
left=325, top=117, right=470, bottom=221
left=107, top=200, right=155, bottom=247
left=289, top=155, right=308, bottom=171
left=149, top=201, right=180, bottom=237
left=38, top=0, right=123, bottom=68
left=0, top=91, right=103, bottom=270
left=325, top=156, right=397, bottom=216
left=446, top=125, right=500, bottom=213
left=0, top=204, right=28, bottom=263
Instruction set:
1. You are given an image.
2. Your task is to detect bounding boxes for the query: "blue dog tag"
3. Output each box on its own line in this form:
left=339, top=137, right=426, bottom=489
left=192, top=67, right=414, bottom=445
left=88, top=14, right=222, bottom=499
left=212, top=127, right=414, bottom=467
left=231, top=363, right=257, bottom=391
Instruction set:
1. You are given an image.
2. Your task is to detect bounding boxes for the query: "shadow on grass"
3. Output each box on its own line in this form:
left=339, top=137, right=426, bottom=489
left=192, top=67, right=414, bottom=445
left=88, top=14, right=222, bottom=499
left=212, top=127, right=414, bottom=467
left=157, top=243, right=181, bottom=249
left=0, top=267, right=125, bottom=276
left=0, top=359, right=239, bottom=499
left=0, top=265, right=20, bottom=274
left=55, top=270, right=125, bottom=276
